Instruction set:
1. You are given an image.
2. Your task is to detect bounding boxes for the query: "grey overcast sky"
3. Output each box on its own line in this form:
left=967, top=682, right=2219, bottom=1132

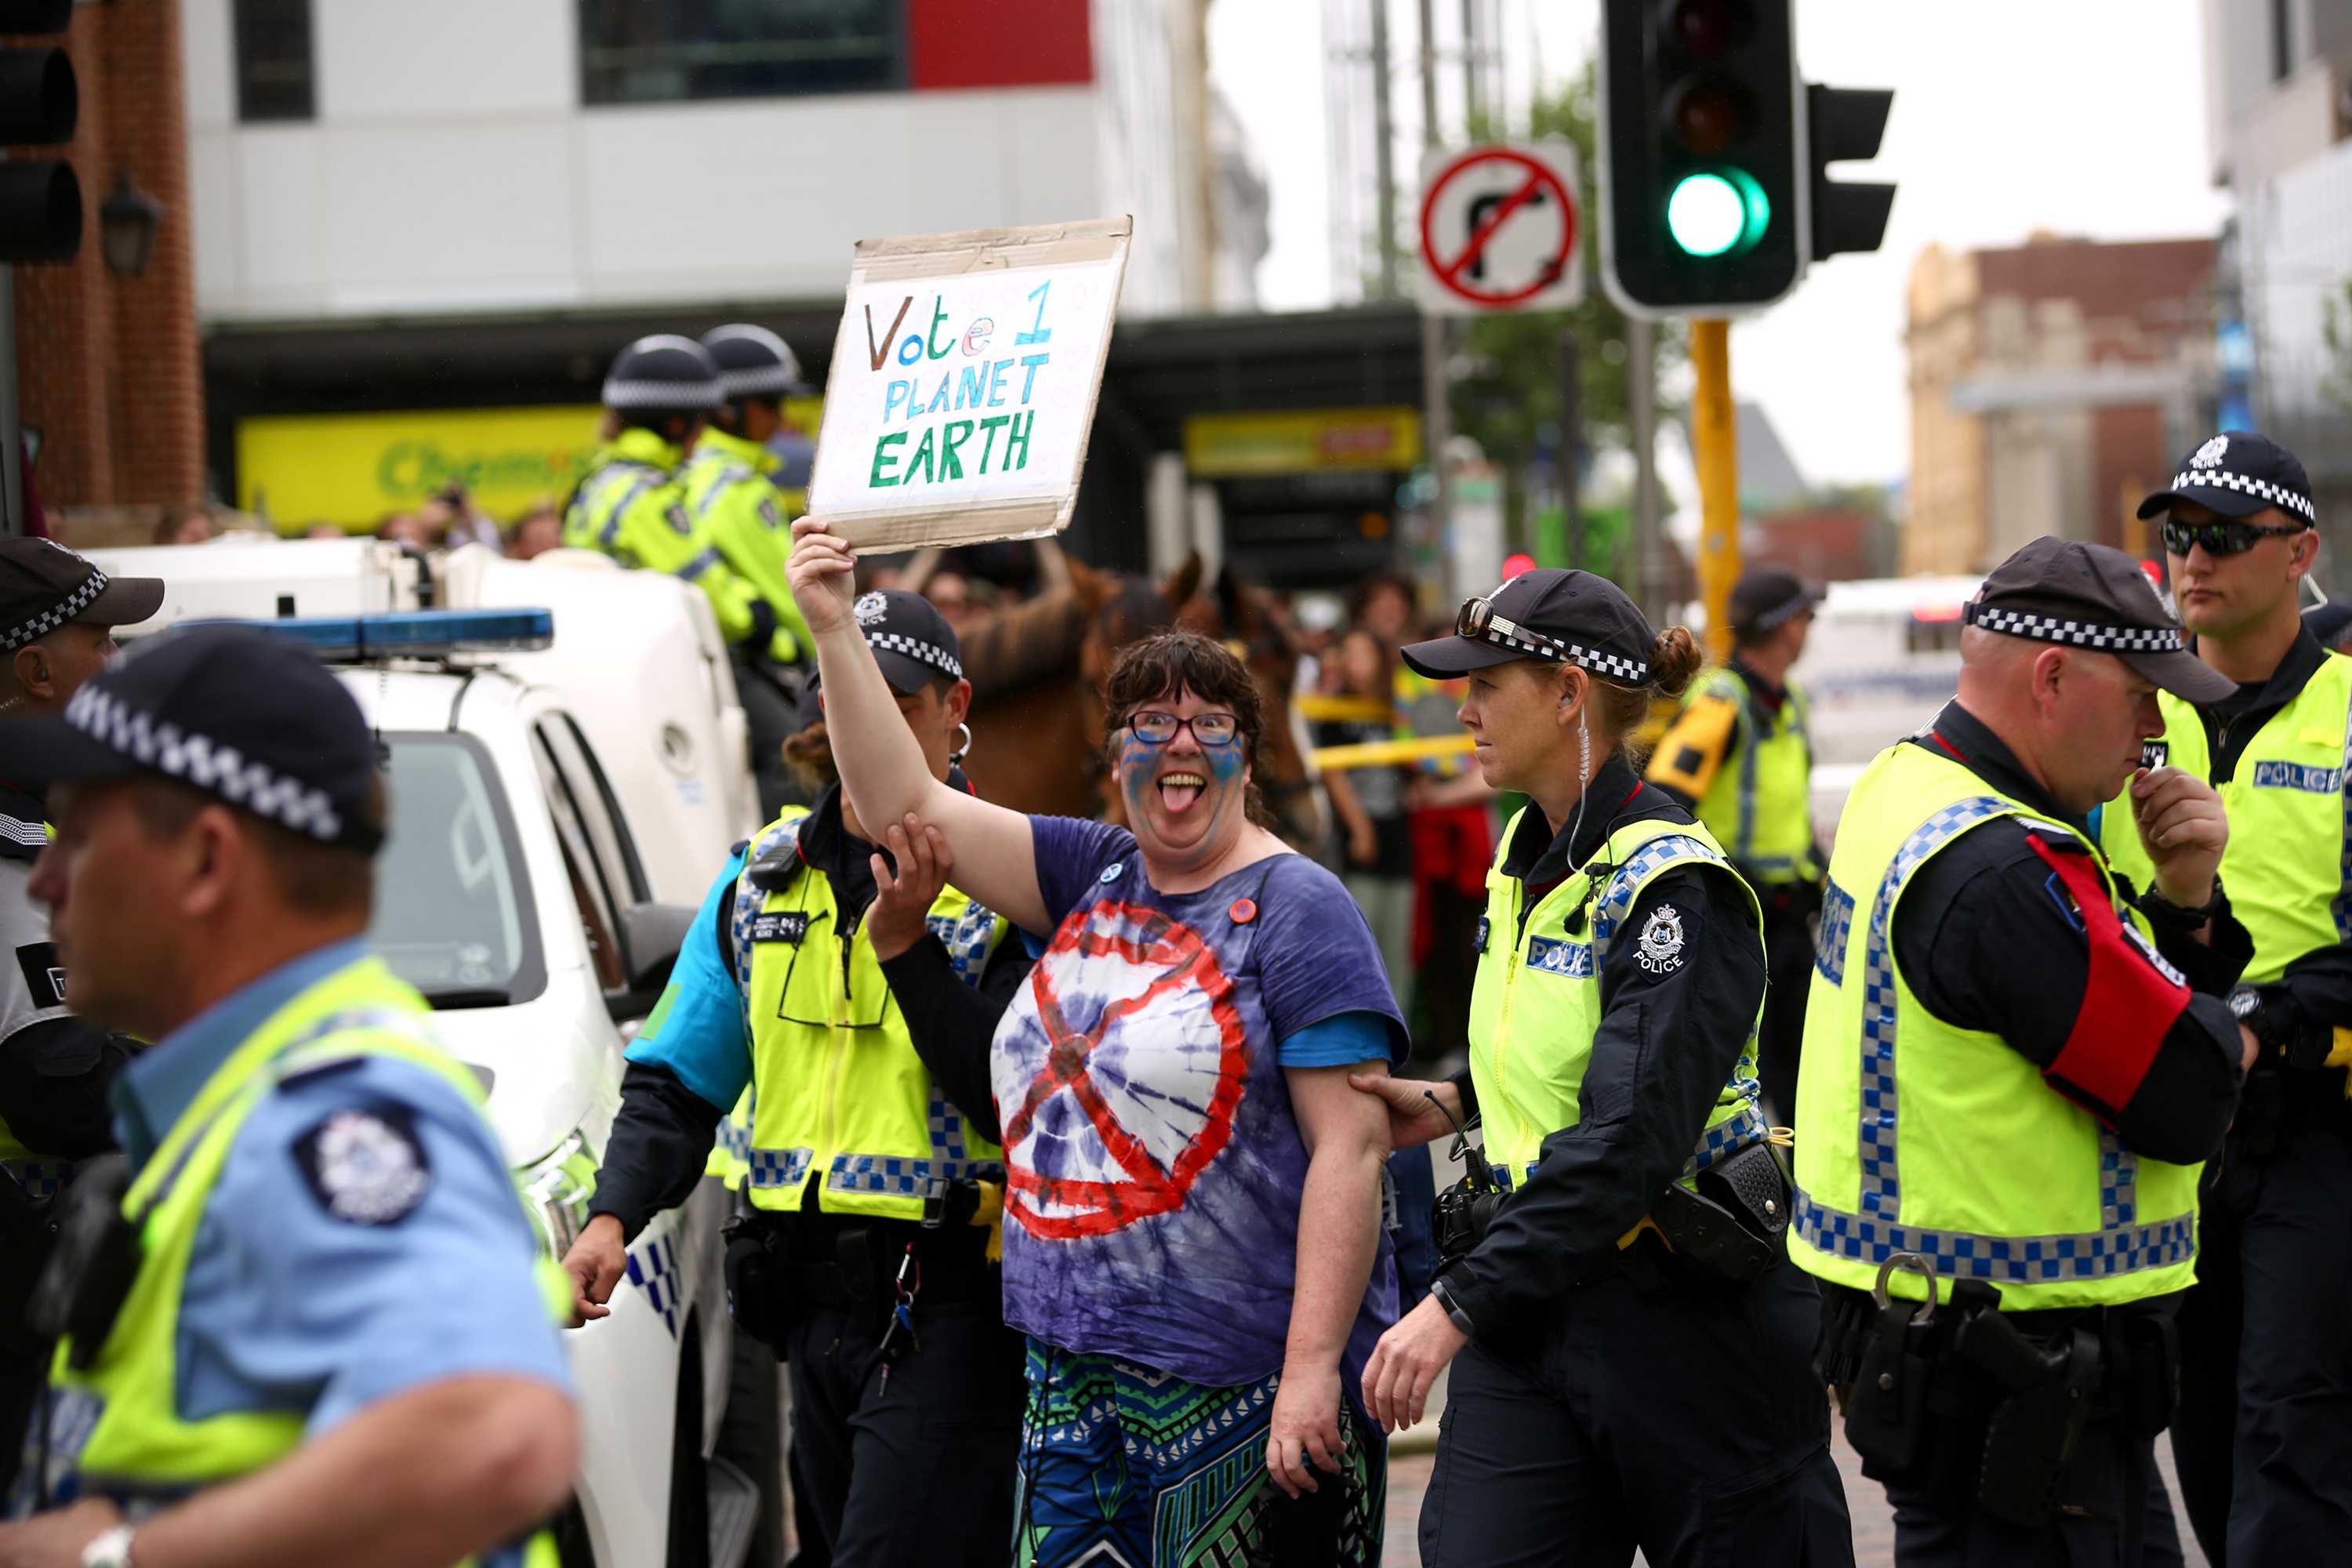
left=1208, top=0, right=2234, bottom=488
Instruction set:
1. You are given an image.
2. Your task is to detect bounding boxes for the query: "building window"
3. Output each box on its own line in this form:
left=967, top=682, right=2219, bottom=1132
left=2270, top=0, right=2294, bottom=82
left=234, top=0, right=315, bottom=122
left=578, top=0, right=906, bottom=107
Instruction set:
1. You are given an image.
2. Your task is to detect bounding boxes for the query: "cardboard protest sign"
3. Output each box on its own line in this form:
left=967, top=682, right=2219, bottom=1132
left=809, top=216, right=1131, bottom=553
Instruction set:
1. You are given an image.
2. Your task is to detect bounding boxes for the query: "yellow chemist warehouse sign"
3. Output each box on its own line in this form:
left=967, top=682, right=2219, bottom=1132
left=236, top=402, right=822, bottom=531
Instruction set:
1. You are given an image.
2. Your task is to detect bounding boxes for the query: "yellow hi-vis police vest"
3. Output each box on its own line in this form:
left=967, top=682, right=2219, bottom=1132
left=1685, top=667, right=1817, bottom=884
left=680, top=428, right=809, bottom=666
left=40, top=956, right=566, bottom=1564
left=562, top=429, right=764, bottom=649
left=729, top=811, right=1009, bottom=1221
left=2100, top=652, right=2352, bottom=985
left=1468, top=811, right=1770, bottom=1189
left=1790, top=741, right=2202, bottom=1311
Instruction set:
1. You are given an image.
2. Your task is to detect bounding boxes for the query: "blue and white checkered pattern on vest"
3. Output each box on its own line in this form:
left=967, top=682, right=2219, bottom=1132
left=1793, top=796, right=2197, bottom=1283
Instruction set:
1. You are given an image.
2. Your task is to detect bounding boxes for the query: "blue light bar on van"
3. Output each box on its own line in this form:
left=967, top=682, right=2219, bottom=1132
left=219, top=608, right=555, bottom=659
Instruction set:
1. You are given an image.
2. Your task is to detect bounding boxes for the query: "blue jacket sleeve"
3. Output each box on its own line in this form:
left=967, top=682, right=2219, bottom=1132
left=623, top=850, right=752, bottom=1110
left=179, top=1056, right=573, bottom=1439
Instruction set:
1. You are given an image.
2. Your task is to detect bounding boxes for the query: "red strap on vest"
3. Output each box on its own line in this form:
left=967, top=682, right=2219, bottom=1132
left=2027, top=833, right=2188, bottom=1121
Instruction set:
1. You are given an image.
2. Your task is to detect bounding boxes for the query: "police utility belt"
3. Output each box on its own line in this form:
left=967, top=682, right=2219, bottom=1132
left=1817, top=1259, right=2180, bottom=1530
left=1432, top=1133, right=1794, bottom=1292
left=723, top=1184, right=998, bottom=1352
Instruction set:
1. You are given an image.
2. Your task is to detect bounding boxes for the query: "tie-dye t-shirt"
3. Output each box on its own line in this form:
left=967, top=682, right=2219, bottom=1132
left=993, top=816, right=1409, bottom=1402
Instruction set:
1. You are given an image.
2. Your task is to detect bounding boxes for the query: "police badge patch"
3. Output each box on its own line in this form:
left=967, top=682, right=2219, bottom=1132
left=2190, top=435, right=2229, bottom=470
left=1636, top=906, right=1687, bottom=974
left=854, top=591, right=889, bottom=626
left=749, top=910, right=811, bottom=946
left=292, top=1105, right=432, bottom=1226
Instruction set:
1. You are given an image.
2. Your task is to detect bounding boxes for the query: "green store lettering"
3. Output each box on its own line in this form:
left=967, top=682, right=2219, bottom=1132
left=376, top=440, right=591, bottom=502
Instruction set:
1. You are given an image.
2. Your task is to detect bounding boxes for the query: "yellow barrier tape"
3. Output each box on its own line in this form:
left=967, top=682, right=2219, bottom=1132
left=1294, top=695, right=1397, bottom=724
left=1309, top=734, right=1478, bottom=770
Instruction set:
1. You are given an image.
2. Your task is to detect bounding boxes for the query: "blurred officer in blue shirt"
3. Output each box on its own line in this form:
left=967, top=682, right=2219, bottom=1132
left=0, top=625, right=576, bottom=1568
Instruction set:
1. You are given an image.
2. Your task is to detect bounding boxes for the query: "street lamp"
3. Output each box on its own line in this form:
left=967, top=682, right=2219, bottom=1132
left=99, top=171, right=162, bottom=278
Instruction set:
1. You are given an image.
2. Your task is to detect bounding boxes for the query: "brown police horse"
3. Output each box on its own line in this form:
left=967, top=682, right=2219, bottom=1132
left=954, top=556, right=1325, bottom=848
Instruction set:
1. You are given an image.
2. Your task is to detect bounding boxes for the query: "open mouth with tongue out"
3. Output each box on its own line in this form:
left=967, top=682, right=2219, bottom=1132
left=1156, top=770, right=1208, bottom=815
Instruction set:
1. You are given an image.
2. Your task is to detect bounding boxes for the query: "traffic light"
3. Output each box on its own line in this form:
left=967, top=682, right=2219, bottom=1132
left=1600, top=0, right=1802, bottom=316
left=0, top=0, right=81, bottom=264
left=1599, top=0, right=1894, bottom=318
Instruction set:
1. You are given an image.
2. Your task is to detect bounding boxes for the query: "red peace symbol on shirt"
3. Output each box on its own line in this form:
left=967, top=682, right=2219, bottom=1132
left=1001, top=901, right=1250, bottom=1240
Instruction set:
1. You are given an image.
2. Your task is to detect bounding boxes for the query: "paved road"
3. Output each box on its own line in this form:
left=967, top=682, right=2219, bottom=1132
left=1380, top=1423, right=2208, bottom=1566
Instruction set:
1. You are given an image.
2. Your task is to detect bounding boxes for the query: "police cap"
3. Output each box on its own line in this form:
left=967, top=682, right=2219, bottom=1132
left=10, top=623, right=388, bottom=853
left=1400, top=568, right=1655, bottom=686
left=700, top=324, right=807, bottom=401
left=2137, top=430, right=2316, bottom=525
left=602, top=334, right=724, bottom=415
left=1964, top=536, right=2233, bottom=703
left=1728, top=567, right=1820, bottom=635
left=0, top=538, right=163, bottom=653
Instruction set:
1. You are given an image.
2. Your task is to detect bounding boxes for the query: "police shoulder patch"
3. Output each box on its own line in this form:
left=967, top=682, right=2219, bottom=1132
left=292, top=1105, right=432, bottom=1226
left=757, top=495, right=782, bottom=530
left=664, top=502, right=694, bottom=535
left=1635, top=904, right=1686, bottom=975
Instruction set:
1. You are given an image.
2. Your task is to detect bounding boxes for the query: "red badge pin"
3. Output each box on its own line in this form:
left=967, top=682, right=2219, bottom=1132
left=1229, top=898, right=1258, bottom=924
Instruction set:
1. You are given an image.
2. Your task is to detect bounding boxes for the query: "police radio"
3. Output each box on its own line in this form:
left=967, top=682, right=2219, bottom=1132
left=1425, top=1091, right=1502, bottom=1269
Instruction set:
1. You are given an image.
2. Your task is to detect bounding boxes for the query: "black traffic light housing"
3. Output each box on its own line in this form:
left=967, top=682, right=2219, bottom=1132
left=0, top=0, right=82, bottom=264
left=1600, top=0, right=1895, bottom=318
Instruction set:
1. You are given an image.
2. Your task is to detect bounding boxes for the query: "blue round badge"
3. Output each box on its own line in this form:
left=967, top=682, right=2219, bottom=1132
left=1100, top=862, right=1123, bottom=884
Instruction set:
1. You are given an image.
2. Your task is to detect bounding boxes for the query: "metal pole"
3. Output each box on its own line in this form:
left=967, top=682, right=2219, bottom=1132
left=0, top=267, right=20, bottom=538
left=1417, top=0, right=1439, bottom=147
left=1629, top=315, right=1663, bottom=619
left=1459, top=0, right=1480, bottom=129
left=1370, top=0, right=1399, bottom=299
left=1690, top=318, right=1741, bottom=663
left=1414, top=0, right=1454, bottom=590
left=1559, top=325, right=1583, bottom=570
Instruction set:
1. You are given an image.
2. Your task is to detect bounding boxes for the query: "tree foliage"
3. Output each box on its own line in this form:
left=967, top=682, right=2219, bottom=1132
left=1447, top=66, right=1686, bottom=553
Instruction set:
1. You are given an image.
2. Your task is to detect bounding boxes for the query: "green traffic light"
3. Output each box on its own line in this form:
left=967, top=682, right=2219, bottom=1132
left=1667, top=169, right=1770, bottom=258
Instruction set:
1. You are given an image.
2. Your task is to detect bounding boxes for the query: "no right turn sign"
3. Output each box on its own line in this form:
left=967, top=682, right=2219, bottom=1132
left=1416, top=141, right=1584, bottom=316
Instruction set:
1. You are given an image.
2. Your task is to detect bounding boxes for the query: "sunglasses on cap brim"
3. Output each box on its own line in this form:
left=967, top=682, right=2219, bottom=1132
left=1455, top=595, right=1572, bottom=660
left=2161, top=517, right=2310, bottom=558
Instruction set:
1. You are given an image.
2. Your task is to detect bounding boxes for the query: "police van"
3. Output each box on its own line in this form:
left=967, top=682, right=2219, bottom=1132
left=85, top=540, right=763, bottom=1568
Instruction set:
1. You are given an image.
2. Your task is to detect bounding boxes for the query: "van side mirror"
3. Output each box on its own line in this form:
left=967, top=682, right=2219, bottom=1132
left=605, top=901, right=696, bottom=1022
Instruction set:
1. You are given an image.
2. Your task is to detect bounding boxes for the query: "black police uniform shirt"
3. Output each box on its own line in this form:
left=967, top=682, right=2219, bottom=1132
left=2173, top=623, right=2352, bottom=1049
left=1438, top=757, right=1768, bottom=1338
left=1893, top=703, right=2248, bottom=1162
left=589, top=778, right=1026, bottom=1238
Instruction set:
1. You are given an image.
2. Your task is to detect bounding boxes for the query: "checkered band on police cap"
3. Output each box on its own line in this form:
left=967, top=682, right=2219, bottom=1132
left=700, top=324, right=805, bottom=400
left=1959, top=601, right=2189, bottom=654
left=603, top=334, right=724, bottom=412
left=1, top=567, right=109, bottom=653
left=866, top=629, right=962, bottom=682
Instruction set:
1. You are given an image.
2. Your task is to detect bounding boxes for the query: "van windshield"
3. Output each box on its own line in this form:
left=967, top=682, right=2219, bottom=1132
left=372, top=732, right=546, bottom=1008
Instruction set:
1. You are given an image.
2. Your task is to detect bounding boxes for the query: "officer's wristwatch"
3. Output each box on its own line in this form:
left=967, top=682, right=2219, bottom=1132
left=2230, top=984, right=2329, bottom=1070
left=2142, top=875, right=2226, bottom=933
left=79, top=1526, right=136, bottom=1568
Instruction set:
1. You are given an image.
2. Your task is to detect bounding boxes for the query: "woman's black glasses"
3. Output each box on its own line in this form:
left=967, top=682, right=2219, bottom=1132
left=2161, top=517, right=2308, bottom=558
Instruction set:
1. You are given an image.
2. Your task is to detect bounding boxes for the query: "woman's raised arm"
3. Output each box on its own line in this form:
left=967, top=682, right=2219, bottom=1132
left=787, top=517, right=1048, bottom=932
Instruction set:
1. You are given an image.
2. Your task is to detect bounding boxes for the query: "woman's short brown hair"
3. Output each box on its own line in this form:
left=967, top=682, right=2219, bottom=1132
left=1103, top=630, right=1276, bottom=829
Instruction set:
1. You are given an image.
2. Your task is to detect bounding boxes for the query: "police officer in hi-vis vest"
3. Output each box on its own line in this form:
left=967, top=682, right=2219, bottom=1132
left=1352, top=568, right=1853, bottom=1567
left=1648, top=565, right=1824, bottom=1123
left=0, top=540, right=161, bottom=1504
left=2096, top=433, right=2352, bottom=1563
left=0, top=626, right=576, bottom=1568
left=558, top=590, right=1026, bottom=1568
left=1798, top=538, right=2253, bottom=1566
left=682, top=324, right=818, bottom=821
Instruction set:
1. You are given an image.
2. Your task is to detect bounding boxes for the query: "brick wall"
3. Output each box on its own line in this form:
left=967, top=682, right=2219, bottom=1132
left=7, top=0, right=202, bottom=510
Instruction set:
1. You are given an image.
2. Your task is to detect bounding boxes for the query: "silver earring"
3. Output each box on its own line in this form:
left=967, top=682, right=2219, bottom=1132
left=951, top=721, right=974, bottom=762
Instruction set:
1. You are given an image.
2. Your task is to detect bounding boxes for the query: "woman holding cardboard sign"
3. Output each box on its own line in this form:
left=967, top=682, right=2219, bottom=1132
left=789, top=515, right=1404, bottom=1566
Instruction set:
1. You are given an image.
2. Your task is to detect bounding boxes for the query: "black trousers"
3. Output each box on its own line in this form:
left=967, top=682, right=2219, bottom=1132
left=1754, top=892, right=1816, bottom=1129
left=1881, top=1420, right=2186, bottom=1567
left=782, top=1296, right=1025, bottom=1568
left=2170, top=1109, right=2352, bottom=1565
left=1419, top=1262, right=1852, bottom=1567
